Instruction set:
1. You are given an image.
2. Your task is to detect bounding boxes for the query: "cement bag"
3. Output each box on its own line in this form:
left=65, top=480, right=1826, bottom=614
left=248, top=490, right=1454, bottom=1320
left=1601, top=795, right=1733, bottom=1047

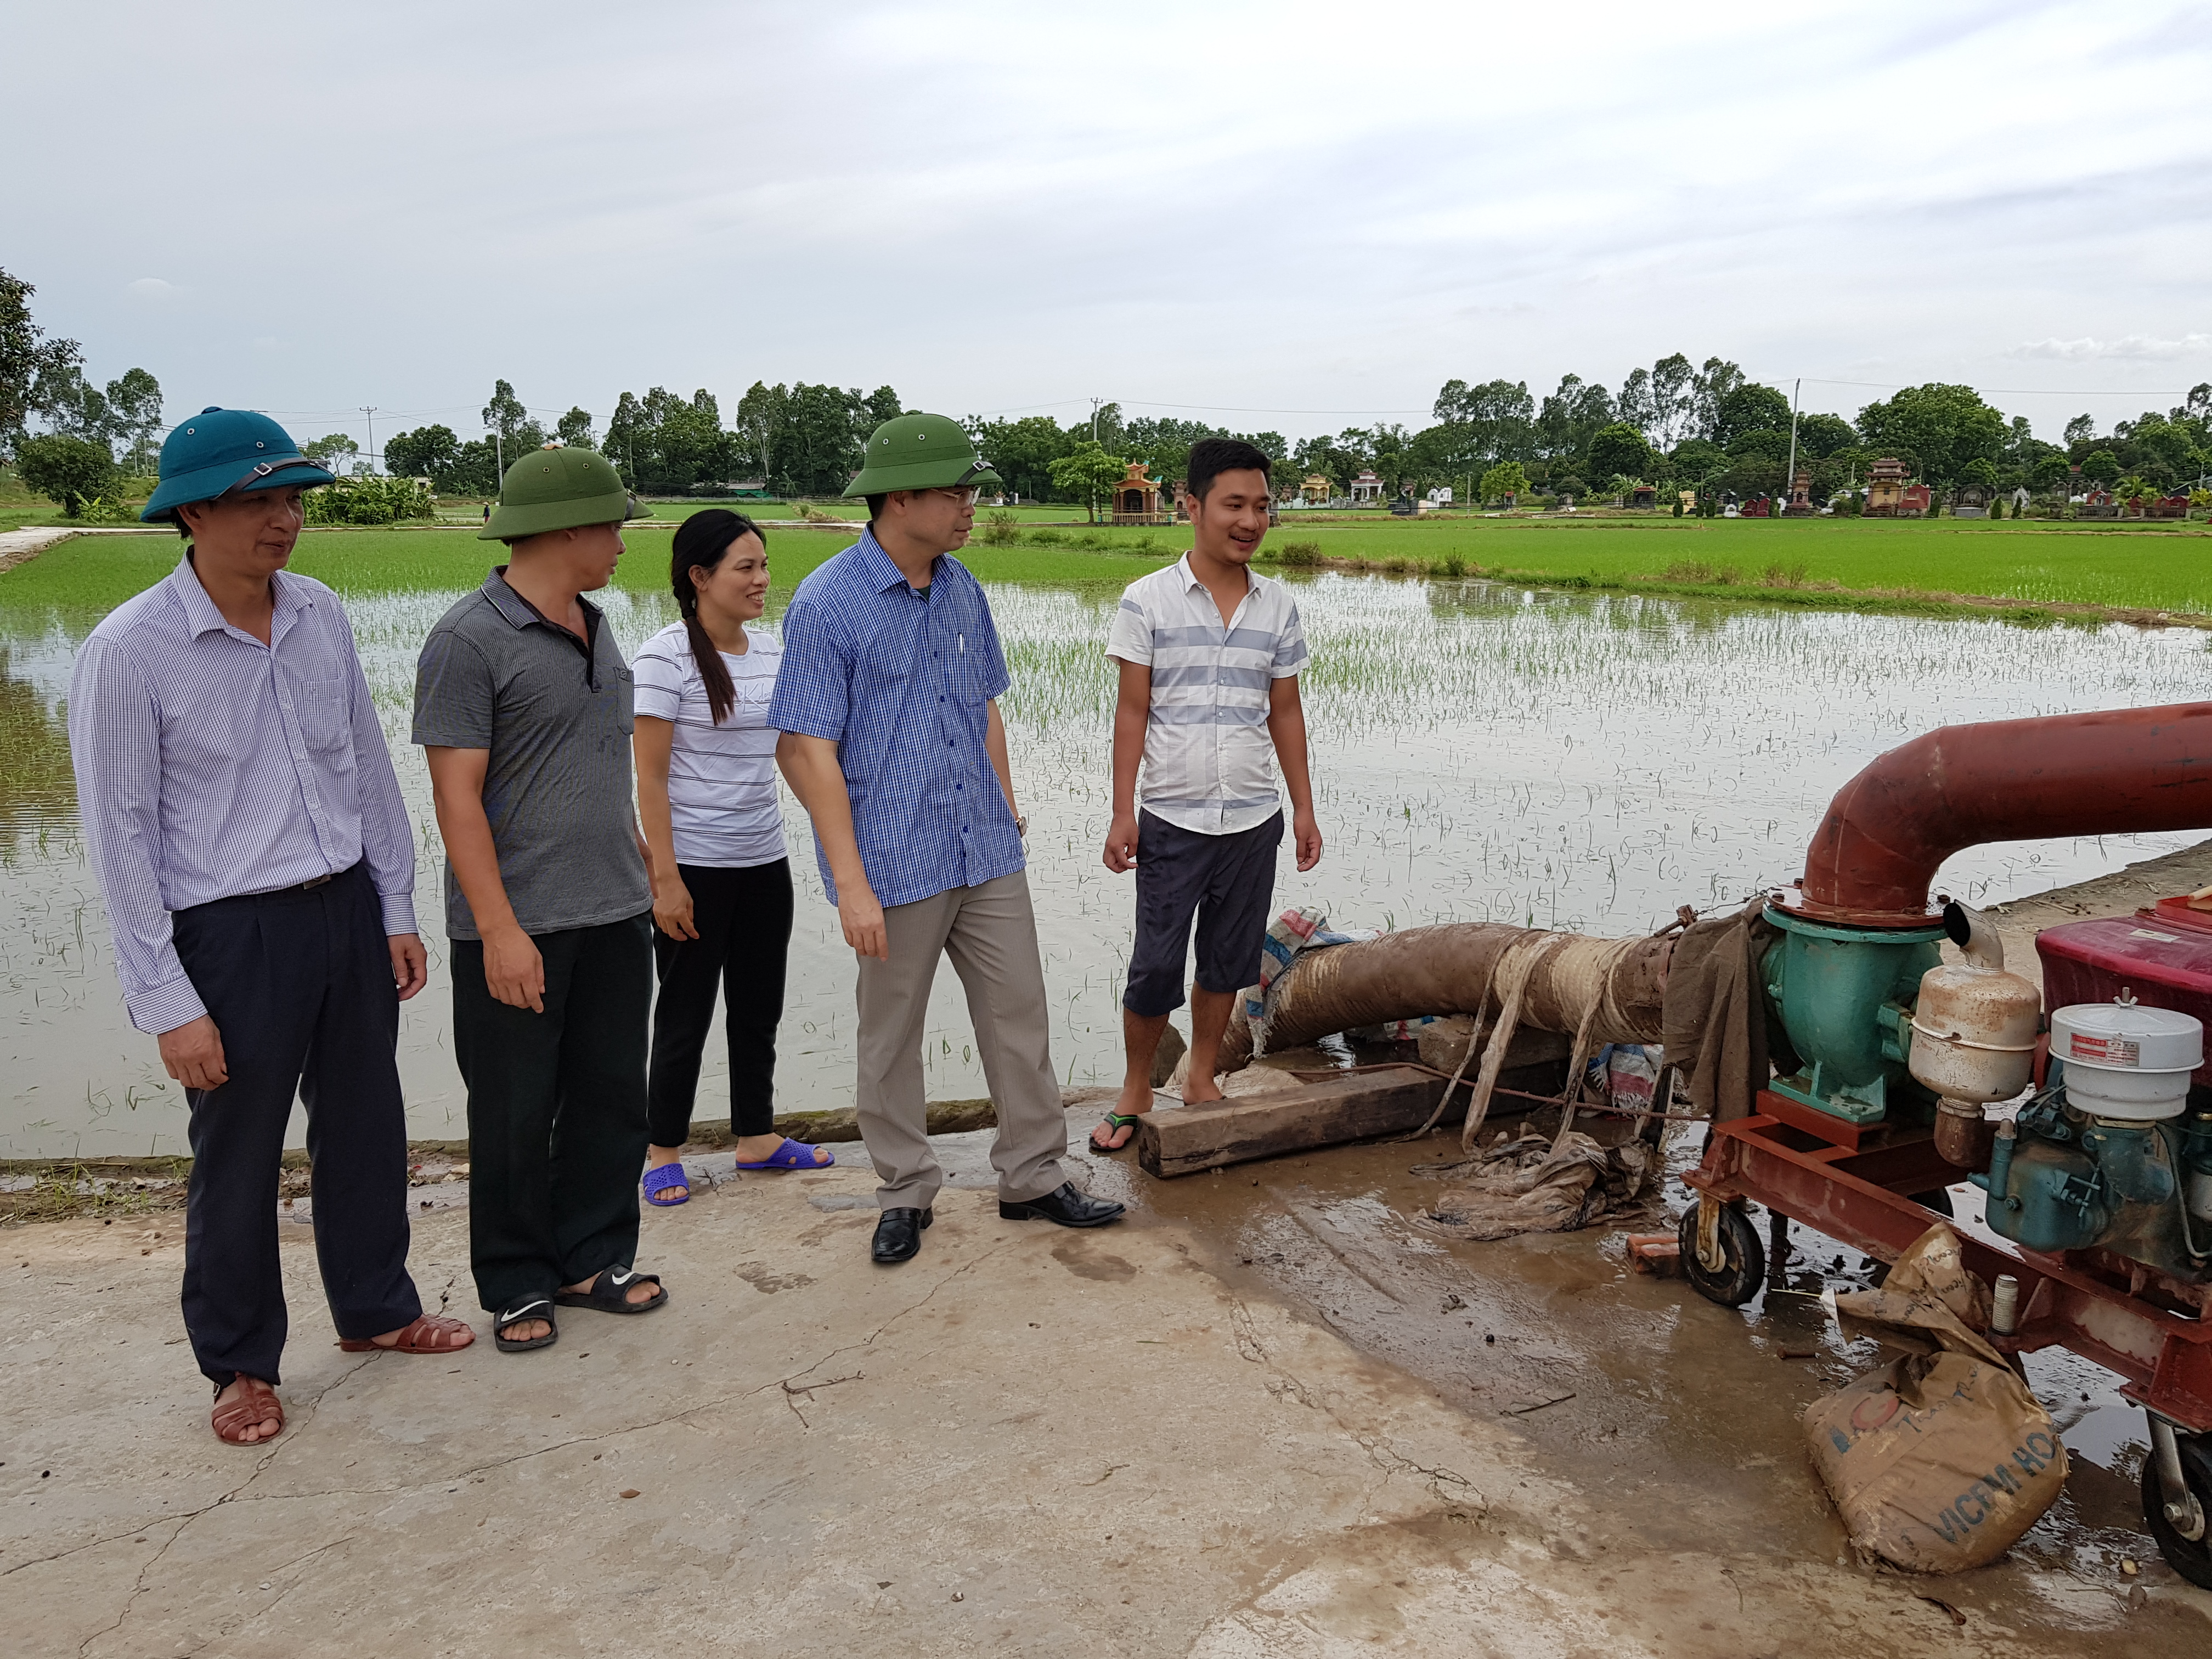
left=1802, top=1224, right=2068, bottom=1572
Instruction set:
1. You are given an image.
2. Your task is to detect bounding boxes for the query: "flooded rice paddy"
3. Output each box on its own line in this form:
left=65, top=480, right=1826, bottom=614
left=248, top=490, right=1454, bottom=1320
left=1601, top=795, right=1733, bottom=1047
left=4, top=568, right=2210, bottom=1159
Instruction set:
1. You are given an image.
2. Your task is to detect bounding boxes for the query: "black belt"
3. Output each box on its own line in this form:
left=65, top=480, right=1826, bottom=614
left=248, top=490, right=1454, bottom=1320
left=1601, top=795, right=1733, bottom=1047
left=265, top=865, right=356, bottom=896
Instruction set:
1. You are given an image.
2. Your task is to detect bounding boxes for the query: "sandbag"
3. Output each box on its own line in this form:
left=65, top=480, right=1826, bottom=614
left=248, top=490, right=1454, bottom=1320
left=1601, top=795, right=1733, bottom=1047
left=1802, top=1224, right=2068, bottom=1572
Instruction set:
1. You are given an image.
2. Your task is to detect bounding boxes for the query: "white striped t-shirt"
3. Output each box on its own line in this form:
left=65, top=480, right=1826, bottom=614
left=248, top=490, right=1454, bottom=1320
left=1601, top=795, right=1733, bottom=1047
left=631, top=622, right=788, bottom=868
left=1105, top=554, right=1309, bottom=836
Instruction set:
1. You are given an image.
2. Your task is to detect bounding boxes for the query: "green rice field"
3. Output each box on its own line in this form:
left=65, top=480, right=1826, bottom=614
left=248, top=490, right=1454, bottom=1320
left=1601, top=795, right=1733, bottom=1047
left=1252, top=514, right=2212, bottom=614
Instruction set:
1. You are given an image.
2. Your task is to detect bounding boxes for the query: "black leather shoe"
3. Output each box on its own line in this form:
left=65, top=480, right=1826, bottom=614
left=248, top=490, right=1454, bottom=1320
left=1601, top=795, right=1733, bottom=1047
left=999, top=1182, right=1126, bottom=1228
left=872, top=1206, right=933, bottom=1265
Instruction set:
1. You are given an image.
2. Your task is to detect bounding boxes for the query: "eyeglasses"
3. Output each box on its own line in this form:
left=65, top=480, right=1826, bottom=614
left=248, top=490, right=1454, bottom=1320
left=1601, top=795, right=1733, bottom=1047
left=928, top=487, right=981, bottom=506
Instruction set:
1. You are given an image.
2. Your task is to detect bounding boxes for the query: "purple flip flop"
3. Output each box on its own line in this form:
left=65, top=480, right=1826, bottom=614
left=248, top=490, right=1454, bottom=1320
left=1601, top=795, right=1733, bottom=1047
left=734, top=1138, right=836, bottom=1172
left=642, top=1163, right=692, bottom=1206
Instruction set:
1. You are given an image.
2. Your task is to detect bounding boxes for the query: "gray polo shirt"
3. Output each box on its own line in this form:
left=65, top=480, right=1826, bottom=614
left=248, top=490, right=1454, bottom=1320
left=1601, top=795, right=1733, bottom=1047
left=411, top=569, right=652, bottom=940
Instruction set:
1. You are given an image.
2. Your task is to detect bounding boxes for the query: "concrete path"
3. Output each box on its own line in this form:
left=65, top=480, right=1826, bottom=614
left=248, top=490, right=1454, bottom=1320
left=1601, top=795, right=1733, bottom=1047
left=8, top=1113, right=2192, bottom=1657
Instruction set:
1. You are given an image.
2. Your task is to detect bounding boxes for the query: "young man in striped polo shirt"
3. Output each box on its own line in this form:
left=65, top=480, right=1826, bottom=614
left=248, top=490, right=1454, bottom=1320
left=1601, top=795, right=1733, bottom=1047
left=1094, top=438, right=1323, bottom=1151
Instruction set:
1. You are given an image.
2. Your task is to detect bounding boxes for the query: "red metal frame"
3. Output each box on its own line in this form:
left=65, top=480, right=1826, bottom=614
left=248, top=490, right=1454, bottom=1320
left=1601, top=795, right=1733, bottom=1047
left=1684, top=1088, right=2212, bottom=1433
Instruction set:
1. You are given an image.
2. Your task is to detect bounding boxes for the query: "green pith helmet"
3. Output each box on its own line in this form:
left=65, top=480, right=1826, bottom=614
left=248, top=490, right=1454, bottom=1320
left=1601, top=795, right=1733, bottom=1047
left=843, top=413, right=1003, bottom=498
left=479, top=445, right=642, bottom=540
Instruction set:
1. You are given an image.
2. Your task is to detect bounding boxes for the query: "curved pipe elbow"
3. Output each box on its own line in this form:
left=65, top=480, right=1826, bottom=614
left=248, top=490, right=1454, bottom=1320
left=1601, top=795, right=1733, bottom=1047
left=1798, top=701, right=2212, bottom=925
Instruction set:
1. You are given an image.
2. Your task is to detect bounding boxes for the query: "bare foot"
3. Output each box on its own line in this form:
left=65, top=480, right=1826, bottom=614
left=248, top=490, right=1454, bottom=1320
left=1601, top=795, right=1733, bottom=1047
left=562, top=1268, right=660, bottom=1308
left=1093, top=1082, right=1157, bottom=1150
left=731, top=1133, right=832, bottom=1167
left=366, top=1314, right=473, bottom=1352
left=1181, top=1074, right=1226, bottom=1105
left=499, top=1314, right=553, bottom=1344
left=1091, top=1112, right=1143, bottom=1152
left=646, top=1143, right=689, bottom=1203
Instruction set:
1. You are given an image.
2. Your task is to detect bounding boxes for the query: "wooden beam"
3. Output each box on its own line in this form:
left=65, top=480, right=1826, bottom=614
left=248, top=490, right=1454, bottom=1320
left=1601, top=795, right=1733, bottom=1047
left=1136, top=1066, right=1448, bottom=1178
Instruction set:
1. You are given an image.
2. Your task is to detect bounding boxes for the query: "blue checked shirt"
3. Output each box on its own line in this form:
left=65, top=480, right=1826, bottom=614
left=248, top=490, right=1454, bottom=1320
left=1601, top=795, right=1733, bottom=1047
left=67, top=554, right=418, bottom=1034
left=767, top=529, right=1022, bottom=907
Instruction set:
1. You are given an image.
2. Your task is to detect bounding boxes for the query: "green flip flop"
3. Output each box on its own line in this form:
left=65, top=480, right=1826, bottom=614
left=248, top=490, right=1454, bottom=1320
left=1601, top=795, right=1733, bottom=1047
left=1091, top=1113, right=1142, bottom=1154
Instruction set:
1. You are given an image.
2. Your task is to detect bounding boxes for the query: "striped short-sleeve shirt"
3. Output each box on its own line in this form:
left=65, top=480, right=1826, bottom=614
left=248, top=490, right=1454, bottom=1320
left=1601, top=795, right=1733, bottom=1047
left=1105, top=555, right=1308, bottom=836
left=630, top=622, right=787, bottom=869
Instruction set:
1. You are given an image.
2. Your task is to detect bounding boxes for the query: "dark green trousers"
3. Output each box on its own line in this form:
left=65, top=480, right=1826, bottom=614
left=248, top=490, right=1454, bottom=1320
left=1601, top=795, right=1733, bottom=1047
left=452, top=913, right=652, bottom=1315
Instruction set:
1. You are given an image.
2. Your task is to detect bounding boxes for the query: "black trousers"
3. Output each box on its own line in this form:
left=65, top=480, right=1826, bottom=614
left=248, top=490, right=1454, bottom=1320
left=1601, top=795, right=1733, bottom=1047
left=452, top=912, right=652, bottom=1315
left=172, top=862, right=421, bottom=1388
left=1123, top=810, right=1285, bottom=1017
left=648, top=858, right=793, bottom=1146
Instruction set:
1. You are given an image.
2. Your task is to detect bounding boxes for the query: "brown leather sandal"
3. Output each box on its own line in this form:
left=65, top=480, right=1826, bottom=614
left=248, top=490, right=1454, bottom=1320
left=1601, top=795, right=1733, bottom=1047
left=211, top=1376, right=285, bottom=1446
left=336, top=1313, right=476, bottom=1354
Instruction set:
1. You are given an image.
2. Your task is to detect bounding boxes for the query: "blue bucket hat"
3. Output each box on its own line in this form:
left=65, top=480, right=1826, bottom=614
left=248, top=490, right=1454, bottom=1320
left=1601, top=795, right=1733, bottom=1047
left=140, top=407, right=336, bottom=523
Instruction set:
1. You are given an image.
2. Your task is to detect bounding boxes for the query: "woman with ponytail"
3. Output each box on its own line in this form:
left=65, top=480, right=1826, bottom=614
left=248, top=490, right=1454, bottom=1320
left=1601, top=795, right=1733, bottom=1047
left=632, top=510, right=830, bottom=1205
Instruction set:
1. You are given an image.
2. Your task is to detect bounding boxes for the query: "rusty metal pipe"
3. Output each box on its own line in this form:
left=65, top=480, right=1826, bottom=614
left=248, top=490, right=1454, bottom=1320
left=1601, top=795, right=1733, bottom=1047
left=1797, top=701, right=2212, bottom=927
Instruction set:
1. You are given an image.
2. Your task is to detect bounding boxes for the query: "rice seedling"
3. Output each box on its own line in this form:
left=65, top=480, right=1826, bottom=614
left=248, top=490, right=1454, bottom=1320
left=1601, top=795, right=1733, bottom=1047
left=7, top=556, right=2212, bottom=1151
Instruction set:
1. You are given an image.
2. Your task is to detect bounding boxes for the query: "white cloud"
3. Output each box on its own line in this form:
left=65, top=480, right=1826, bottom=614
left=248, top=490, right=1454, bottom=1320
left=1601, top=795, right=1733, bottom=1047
left=4, top=0, right=2210, bottom=443
left=2010, top=334, right=2212, bottom=362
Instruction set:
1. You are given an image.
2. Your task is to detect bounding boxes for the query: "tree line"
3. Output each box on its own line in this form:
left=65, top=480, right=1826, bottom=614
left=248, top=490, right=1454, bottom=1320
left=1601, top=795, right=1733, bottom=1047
left=2, top=269, right=166, bottom=514
left=10, top=264, right=2210, bottom=516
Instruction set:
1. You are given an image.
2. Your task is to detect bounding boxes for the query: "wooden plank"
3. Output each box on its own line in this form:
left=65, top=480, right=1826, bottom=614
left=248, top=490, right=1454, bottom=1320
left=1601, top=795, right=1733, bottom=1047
left=1136, top=1066, right=1446, bottom=1178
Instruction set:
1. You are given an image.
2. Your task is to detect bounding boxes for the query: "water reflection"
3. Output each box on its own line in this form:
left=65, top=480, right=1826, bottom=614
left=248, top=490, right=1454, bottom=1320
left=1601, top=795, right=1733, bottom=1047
left=5, top=571, right=2211, bottom=1158
left=0, top=643, right=76, bottom=854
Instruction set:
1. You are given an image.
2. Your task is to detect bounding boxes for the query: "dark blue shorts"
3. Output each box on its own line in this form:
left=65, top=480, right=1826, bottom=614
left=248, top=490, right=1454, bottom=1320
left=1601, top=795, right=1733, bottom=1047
left=1122, top=809, right=1284, bottom=1017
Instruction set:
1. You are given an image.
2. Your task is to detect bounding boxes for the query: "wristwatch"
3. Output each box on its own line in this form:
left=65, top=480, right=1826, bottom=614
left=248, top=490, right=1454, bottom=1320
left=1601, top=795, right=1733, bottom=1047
left=1014, top=814, right=1029, bottom=838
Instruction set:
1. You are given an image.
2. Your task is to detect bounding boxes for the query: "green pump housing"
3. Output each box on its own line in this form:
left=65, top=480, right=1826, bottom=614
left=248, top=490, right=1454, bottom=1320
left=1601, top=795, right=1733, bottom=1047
left=1760, top=905, right=1944, bottom=1124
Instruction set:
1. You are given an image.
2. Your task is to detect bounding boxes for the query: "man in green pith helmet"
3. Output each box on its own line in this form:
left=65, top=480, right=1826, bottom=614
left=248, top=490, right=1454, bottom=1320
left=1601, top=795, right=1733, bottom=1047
left=770, top=412, right=1125, bottom=1267
left=413, top=444, right=671, bottom=1353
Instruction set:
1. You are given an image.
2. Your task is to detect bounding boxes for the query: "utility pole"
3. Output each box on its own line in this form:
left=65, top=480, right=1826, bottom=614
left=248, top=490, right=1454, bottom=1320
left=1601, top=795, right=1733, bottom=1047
left=1782, top=379, right=1802, bottom=513
left=360, top=407, right=378, bottom=473
left=1091, top=397, right=1102, bottom=445
left=491, top=427, right=503, bottom=487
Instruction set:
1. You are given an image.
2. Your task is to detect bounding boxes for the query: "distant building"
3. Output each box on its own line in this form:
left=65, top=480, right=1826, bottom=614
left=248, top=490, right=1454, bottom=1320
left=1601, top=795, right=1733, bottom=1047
left=1110, top=461, right=1169, bottom=526
left=1782, top=470, right=1815, bottom=517
left=2151, top=492, right=2192, bottom=520
left=1628, top=483, right=1658, bottom=510
left=1349, top=470, right=1384, bottom=503
left=1953, top=481, right=1993, bottom=519
left=1300, top=473, right=1332, bottom=505
left=2079, top=487, right=2119, bottom=520
left=1864, top=456, right=1913, bottom=517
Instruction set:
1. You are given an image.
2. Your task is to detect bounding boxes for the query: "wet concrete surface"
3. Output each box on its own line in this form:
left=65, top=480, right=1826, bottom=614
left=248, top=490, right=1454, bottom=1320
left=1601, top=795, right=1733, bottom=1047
left=5, top=1097, right=2208, bottom=1655
left=1059, top=1057, right=2212, bottom=1650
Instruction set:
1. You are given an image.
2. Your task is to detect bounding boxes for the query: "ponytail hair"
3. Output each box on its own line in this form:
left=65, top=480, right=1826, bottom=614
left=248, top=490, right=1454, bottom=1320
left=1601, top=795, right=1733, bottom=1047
left=670, top=509, right=765, bottom=725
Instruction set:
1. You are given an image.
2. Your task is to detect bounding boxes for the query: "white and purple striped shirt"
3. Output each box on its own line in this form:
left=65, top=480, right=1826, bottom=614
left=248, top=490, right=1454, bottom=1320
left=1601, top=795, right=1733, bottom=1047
left=67, top=554, right=418, bottom=1034
left=1105, top=554, right=1309, bottom=836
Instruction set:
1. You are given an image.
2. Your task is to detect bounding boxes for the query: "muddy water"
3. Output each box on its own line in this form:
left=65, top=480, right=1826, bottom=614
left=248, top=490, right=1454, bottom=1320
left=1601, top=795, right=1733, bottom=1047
left=5, top=573, right=2211, bottom=1158
left=1064, top=1077, right=2207, bottom=1646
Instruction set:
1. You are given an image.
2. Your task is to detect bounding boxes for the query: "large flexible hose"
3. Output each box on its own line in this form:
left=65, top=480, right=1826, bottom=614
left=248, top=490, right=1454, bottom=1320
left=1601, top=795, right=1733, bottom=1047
left=1213, top=921, right=1671, bottom=1075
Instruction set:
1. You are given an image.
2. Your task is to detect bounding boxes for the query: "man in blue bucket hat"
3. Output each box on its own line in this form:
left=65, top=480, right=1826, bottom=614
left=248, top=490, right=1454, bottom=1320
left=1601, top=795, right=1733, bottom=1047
left=70, top=408, right=474, bottom=1449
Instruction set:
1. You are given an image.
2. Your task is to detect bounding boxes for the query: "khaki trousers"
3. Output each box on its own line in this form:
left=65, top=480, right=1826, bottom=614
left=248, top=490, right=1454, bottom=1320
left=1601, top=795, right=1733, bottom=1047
left=855, top=870, right=1068, bottom=1210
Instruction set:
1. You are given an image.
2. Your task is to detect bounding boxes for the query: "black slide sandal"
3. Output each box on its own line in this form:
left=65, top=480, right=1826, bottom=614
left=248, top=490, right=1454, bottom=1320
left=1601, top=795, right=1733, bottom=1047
left=555, top=1266, right=668, bottom=1314
left=493, top=1297, right=558, bottom=1353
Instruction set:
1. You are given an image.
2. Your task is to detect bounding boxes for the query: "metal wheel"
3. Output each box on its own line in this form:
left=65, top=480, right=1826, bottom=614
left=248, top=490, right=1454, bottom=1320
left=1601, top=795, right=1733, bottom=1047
left=1678, top=1198, right=1766, bottom=1307
left=2143, top=1428, right=2212, bottom=1591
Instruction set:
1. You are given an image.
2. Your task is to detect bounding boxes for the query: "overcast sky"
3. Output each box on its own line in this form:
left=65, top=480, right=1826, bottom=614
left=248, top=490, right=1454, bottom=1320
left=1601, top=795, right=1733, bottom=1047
left=7, top=0, right=2209, bottom=450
